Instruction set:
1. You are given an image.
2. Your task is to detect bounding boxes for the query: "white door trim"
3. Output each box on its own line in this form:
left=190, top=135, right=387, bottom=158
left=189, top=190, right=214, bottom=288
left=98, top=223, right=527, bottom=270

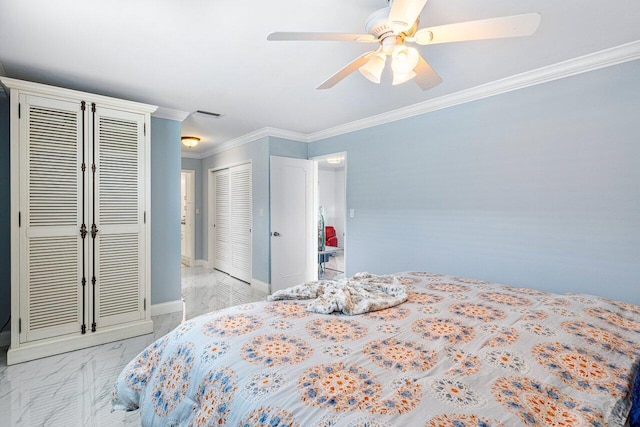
left=311, top=152, right=347, bottom=278
left=181, top=169, right=196, bottom=266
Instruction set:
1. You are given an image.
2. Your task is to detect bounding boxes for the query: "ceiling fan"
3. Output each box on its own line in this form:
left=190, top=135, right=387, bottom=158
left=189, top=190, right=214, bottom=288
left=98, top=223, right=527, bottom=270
left=267, top=0, right=541, bottom=90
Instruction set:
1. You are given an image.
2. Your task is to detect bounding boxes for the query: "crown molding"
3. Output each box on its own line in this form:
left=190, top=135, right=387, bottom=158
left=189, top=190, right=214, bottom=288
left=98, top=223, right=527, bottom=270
left=264, top=127, right=310, bottom=143
left=0, top=77, right=157, bottom=113
left=307, top=40, right=640, bottom=142
left=153, top=106, right=190, bottom=122
left=180, top=150, right=202, bottom=159
left=172, top=41, right=640, bottom=158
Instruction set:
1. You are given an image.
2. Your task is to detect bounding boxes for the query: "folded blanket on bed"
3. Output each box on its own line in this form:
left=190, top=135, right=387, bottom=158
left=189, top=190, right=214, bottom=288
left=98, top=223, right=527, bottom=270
left=267, top=272, right=407, bottom=315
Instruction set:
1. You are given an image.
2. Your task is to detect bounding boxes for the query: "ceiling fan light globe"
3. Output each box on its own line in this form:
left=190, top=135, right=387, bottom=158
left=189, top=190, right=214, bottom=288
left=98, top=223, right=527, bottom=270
left=391, top=45, right=419, bottom=75
left=358, top=54, right=386, bottom=84
left=392, top=70, right=417, bottom=85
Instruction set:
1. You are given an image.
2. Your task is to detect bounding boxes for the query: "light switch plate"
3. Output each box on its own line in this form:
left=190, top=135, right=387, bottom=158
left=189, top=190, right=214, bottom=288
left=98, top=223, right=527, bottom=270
left=349, top=209, right=354, bottom=218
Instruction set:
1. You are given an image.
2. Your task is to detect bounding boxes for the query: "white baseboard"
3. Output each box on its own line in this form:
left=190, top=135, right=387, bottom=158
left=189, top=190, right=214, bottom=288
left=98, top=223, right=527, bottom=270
left=195, top=259, right=210, bottom=268
left=0, top=330, right=9, bottom=348
left=251, top=278, right=270, bottom=294
left=151, top=300, right=183, bottom=317
left=181, top=256, right=194, bottom=266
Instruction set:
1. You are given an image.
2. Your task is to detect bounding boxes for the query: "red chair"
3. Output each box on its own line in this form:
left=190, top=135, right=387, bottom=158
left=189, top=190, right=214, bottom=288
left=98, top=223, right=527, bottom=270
left=325, top=226, right=338, bottom=247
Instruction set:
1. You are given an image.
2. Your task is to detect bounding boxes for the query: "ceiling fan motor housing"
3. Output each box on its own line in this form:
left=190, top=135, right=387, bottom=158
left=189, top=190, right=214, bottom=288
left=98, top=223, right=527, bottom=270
left=366, top=6, right=420, bottom=44
left=365, top=7, right=394, bottom=38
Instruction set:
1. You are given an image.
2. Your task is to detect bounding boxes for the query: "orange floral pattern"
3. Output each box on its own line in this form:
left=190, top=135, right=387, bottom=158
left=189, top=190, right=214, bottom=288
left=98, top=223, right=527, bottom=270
left=239, top=406, right=299, bottom=427
left=241, top=334, right=313, bottom=367
left=264, top=301, right=310, bottom=318
left=364, top=338, right=437, bottom=372
left=585, top=306, right=640, bottom=333
left=426, top=413, right=504, bottom=427
left=113, top=272, right=639, bottom=426
left=561, top=320, right=640, bottom=358
left=426, top=282, right=472, bottom=293
left=202, top=314, right=263, bottom=337
left=152, top=342, right=196, bottom=416
left=412, top=318, right=475, bottom=344
left=478, top=291, right=533, bottom=307
left=191, top=367, right=237, bottom=426
left=492, top=376, right=604, bottom=425
left=479, top=324, right=519, bottom=347
left=449, top=302, right=506, bottom=322
left=298, top=363, right=381, bottom=412
left=532, top=342, right=632, bottom=397
left=306, top=318, right=367, bottom=342
left=407, top=292, right=443, bottom=305
left=444, top=347, right=481, bottom=376
left=363, top=306, right=410, bottom=321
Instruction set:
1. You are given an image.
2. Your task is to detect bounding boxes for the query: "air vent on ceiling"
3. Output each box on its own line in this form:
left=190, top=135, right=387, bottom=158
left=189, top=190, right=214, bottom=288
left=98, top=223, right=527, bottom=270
left=196, top=110, right=222, bottom=118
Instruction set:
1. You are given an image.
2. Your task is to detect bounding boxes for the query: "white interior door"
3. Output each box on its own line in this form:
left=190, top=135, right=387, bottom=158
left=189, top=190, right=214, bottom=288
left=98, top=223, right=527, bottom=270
left=212, top=169, right=230, bottom=273
left=270, top=156, right=315, bottom=292
left=229, top=163, right=252, bottom=282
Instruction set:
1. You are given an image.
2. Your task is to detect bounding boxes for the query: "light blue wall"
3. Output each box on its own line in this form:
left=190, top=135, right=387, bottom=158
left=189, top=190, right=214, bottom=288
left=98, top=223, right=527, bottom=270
left=309, top=60, right=640, bottom=305
left=181, top=157, right=203, bottom=260
left=201, top=137, right=270, bottom=283
left=0, top=96, right=10, bottom=325
left=150, top=117, right=182, bottom=304
left=269, top=137, right=308, bottom=159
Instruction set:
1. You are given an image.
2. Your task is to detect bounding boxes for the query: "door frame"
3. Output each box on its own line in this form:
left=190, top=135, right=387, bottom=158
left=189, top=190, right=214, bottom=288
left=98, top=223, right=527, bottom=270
left=311, top=152, right=347, bottom=280
left=181, top=169, right=196, bottom=266
left=207, top=161, right=253, bottom=273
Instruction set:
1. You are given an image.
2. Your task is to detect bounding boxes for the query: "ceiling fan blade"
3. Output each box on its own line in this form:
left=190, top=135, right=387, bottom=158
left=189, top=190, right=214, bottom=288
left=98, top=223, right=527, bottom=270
left=388, top=0, right=429, bottom=32
left=267, top=32, right=377, bottom=43
left=316, top=51, right=375, bottom=90
left=414, top=13, right=541, bottom=45
left=413, top=54, right=442, bottom=91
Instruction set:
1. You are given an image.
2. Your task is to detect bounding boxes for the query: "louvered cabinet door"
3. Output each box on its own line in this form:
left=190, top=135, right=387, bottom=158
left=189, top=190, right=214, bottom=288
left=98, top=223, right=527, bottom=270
left=229, top=163, right=252, bottom=282
left=213, top=169, right=231, bottom=273
left=91, top=107, right=146, bottom=329
left=19, top=95, right=85, bottom=343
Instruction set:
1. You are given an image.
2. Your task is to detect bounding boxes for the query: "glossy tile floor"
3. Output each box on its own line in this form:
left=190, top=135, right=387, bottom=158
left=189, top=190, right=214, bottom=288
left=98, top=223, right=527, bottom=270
left=0, top=267, right=268, bottom=426
left=320, top=252, right=345, bottom=281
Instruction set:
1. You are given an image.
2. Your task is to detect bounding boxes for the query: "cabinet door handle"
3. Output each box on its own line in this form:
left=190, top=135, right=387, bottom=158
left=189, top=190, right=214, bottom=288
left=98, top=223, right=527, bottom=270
left=272, top=231, right=280, bottom=237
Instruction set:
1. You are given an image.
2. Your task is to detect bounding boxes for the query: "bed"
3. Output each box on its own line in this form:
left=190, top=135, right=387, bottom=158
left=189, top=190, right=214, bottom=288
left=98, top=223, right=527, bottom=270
left=112, top=272, right=640, bottom=426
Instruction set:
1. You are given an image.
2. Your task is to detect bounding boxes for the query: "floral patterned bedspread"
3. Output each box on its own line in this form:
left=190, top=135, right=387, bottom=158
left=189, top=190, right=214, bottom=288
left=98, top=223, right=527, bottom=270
left=112, top=272, right=640, bottom=426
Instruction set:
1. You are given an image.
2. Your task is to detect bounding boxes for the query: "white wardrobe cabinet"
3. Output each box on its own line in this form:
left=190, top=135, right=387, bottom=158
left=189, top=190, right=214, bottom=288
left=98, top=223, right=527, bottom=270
left=1, top=77, right=156, bottom=365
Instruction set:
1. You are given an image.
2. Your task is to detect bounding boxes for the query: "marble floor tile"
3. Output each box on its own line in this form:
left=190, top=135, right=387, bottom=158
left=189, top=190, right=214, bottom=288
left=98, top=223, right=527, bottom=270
left=0, top=267, right=267, bottom=426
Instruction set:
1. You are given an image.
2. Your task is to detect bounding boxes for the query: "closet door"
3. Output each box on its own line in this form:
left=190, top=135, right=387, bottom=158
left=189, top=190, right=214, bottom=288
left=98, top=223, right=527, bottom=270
left=229, top=163, right=252, bottom=282
left=19, top=94, right=85, bottom=343
left=91, top=105, right=146, bottom=330
left=212, top=169, right=230, bottom=273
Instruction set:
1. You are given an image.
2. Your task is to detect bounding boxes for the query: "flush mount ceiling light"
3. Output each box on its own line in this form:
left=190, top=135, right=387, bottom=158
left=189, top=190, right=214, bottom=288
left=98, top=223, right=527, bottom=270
left=267, top=0, right=541, bottom=90
left=326, top=157, right=343, bottom=164
left=181, top=136, right=200, bottom=148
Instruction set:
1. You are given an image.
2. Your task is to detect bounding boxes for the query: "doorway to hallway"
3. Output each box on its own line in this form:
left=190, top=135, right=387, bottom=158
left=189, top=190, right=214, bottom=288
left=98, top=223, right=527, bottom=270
left=314, top=152, right=346, bottom=280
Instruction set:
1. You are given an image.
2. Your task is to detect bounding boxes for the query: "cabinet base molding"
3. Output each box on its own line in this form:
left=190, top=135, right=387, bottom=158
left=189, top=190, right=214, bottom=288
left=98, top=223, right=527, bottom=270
left=6, top=320, right=154, bottom=365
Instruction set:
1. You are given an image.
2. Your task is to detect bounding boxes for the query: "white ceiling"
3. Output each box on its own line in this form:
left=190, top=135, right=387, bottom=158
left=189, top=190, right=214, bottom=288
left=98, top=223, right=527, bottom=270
left=1, top=0, right=639, bottom=155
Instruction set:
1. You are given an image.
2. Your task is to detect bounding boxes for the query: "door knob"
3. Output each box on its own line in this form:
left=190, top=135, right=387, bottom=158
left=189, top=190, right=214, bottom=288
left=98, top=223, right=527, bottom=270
left=272, top=231, right=280, bottom=236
